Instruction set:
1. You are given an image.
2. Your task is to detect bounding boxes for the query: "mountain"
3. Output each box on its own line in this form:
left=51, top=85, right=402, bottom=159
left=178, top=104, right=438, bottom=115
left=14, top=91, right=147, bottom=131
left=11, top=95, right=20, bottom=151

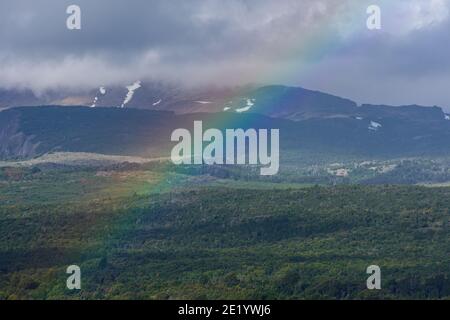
left=1, top=103, right=450, bottom=161
left=2, top=83, right=447, bottom=121
left=1, top=83, right=450, bottom=161
left=0, top=82, right=243, bottom=112
left=222, top=85, right=358, bottom=120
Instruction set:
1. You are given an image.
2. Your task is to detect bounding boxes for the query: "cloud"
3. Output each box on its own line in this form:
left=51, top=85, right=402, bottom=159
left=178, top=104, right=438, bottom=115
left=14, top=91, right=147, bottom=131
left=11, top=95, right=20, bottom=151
left=0, top=0, right=449, bottom=108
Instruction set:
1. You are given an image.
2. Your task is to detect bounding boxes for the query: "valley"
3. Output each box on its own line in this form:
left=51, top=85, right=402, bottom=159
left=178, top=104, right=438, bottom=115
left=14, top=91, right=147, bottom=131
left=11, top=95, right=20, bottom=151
left=1, top=84, right=450, bottom=300
left=1, top=162, right=450, bottom=299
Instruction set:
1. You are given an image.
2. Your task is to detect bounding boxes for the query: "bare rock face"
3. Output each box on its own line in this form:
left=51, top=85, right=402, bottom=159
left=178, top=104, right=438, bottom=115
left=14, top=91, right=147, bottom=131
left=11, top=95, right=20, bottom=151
left=0, top=110, right=40, bottom=160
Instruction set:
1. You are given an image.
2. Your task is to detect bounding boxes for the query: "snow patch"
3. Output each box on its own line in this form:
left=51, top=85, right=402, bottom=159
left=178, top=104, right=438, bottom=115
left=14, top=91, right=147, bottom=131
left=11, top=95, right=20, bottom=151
left=121, top=81, right=142, bottom=108
left=368, top=121, right=382, bottom=131
left=90, top=96, right=98, bottom=108
left=90, top=86, right=107, bottom=108
left=356, top=117, right=363, bottom=120
left=445, top=114, right=450, bottom=120
left=152, top=99, right=162, bottom=106
left=236, top=99, right=255, bottom=113
left=195, top=101, right=212, bottom=104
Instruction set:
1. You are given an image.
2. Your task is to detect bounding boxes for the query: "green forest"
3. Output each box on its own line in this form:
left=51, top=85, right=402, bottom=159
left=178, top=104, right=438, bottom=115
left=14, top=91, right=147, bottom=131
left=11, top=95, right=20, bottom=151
left=1, top=165, right=450, bottom=299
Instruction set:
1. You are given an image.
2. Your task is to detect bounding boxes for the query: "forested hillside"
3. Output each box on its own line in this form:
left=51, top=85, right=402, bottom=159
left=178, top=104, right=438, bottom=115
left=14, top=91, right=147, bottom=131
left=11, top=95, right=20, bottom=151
left=1, top=165, right=450, bottom=299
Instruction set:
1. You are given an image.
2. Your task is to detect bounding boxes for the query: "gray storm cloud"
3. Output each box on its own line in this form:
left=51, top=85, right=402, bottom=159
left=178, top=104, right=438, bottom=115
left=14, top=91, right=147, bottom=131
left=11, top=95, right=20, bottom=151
left=0, top=0, right=449, bottom=109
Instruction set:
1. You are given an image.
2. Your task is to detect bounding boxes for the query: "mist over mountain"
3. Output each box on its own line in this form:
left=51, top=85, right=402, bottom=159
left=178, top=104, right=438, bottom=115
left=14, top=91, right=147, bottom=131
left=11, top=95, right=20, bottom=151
left=1, top=82, right=447, bottom=117
left=1, top=83, right=450, bottom=161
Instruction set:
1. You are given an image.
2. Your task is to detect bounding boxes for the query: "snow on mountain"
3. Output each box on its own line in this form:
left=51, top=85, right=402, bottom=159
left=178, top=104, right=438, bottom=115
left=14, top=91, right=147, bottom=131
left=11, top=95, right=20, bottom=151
left=121, top=81, right=142, bottom=108
left=152, top=99, right=162, bottom=106
left=90, top=86, right=108, bottom=108
left=369, top=121, right=382, bottom=131
left=91, top=86, right=108, bottom=108
left=195, top=101, right=212, bottom=104
left=90, top=97, right=98, bottom=108
left=236, top=99, right=256, bottom=113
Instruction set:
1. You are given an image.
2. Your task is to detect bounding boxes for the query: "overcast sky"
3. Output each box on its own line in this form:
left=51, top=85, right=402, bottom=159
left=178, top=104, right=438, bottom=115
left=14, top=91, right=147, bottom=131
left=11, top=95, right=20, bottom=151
left=0, top=0, right=449, bottom=109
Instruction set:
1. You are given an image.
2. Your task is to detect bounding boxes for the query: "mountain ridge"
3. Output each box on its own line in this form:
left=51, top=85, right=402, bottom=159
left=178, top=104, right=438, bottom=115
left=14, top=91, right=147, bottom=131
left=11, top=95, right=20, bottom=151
left=1, top=103, right=450, bottom=161
left=1, top=84, right=447, bottom=121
